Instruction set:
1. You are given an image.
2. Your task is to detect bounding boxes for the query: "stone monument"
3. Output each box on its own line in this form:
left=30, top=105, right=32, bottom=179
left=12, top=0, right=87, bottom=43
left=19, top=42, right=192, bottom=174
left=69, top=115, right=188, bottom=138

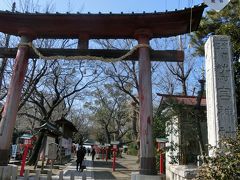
left=48, top=143, right=58, bottom=160
left=205, top=35, right=237, bottom=156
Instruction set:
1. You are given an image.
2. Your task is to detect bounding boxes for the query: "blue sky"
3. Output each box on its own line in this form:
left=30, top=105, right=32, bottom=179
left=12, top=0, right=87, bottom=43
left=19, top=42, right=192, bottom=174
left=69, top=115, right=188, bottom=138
left=0, top=0, right=203, bottom=13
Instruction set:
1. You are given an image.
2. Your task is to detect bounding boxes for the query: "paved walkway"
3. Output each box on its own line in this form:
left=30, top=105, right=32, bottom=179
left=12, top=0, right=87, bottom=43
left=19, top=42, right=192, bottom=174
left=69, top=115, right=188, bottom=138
left=62, top=154, right=139, bottom=179
left=16, top=154, right=139, bottom=180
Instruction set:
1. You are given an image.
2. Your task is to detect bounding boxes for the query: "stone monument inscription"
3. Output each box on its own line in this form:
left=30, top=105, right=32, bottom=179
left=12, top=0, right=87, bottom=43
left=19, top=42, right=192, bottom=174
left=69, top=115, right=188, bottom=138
left=205, top=35, right=237, bottom=155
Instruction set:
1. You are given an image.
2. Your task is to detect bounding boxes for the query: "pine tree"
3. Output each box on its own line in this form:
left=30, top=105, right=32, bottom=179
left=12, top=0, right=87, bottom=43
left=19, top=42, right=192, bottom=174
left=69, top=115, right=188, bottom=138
left=190, top=1, right=240, bottom=123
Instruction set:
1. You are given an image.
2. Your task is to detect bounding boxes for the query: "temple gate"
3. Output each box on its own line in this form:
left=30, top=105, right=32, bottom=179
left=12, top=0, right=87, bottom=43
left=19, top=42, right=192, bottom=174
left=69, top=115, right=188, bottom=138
left=0, top=4, right=205, bottom=178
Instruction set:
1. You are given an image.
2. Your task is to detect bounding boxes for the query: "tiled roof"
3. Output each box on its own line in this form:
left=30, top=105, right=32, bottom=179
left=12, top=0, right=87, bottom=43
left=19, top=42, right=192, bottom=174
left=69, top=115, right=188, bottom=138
left=157, top=94, right=206, bottom=107
left=55, top=117, right=78, bottom=132
left=1, top=4, right=206, bottom=16
left=0, top=4, right=206, bottom=39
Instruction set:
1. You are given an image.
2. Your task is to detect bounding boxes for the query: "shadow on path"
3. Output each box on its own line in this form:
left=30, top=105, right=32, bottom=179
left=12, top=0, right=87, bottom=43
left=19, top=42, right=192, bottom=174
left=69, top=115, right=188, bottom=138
left=64, top=169, right=93, bottom=177
left=64, top=157, right=129, bottom=179
left=92, top=160, right=127, bottom=169
left=64, top=159, right=94, bottom=178
left=92, top=171, right=116, bottom=179
left=68, top=159, right=92, bottom=168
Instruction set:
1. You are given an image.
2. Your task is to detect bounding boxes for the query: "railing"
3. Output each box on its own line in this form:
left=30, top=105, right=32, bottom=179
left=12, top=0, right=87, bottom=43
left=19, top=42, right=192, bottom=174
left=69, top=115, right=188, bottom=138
left=0, top=165, right=87, bottom=180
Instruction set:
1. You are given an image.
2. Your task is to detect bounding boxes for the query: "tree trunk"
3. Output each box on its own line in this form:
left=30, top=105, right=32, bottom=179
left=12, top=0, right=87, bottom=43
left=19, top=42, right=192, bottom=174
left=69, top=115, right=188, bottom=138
left=182, top=78, right=187, bottom=96
left=27, top=132, right=44, bottom=165
left=105, top=125, right=111, bottom=144
left=131, top=102, right=138, bottom=141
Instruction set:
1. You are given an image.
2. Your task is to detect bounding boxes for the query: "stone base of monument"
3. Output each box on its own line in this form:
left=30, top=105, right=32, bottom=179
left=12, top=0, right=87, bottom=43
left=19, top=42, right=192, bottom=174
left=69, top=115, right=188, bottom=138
left=131, top=172, right=165, bottom=180
left=0, top=165, right=17, bottom=180
left=166, top=164, right=198, bottom=180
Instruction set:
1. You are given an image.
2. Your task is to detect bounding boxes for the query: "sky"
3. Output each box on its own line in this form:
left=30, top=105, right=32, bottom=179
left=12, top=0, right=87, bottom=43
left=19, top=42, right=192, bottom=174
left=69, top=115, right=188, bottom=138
left=0, top=0, right=204, bottom=13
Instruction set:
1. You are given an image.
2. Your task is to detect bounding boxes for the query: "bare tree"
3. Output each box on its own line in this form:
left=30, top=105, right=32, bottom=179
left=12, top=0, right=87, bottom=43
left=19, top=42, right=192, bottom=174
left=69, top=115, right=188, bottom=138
left=0, top=2, right=16, bottom=101
left=165, top=61, right=193, bottom=96
left=71, top=109, right=90, bottom=144
left=85, top=84, right=131, bottom=144
left=94, top=40, right=141, bottom=143
left=160, top=35, right=195, bottom=96
left=26, top=59, right=102, bottom=165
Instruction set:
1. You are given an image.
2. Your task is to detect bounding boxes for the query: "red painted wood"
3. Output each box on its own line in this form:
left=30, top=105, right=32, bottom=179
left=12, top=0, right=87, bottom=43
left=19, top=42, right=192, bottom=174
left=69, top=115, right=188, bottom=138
left=112, top=150, right=116, bottom=171
left=20, top=145, right=29, bottom=176
left=137, top=31, right=154, bottom=159
left=105, top=148, right=108, bottom=162
left=0, top=5, right=206, bottom=39
left=160, top=153, right=164, bottom=174
left=136, top=30, right=157, bottom=174
left=0, top=36, right=30, bottom=165
left=112, top=148, right=117, bottom=171
left=102, top=149, right=104, bottom=160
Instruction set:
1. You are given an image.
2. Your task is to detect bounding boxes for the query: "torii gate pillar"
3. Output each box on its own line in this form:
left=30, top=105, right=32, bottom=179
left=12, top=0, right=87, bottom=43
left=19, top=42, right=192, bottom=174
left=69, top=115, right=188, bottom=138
left=0, top=36, right=31, bottom=166
left=135, top=29, right=157, bottom=175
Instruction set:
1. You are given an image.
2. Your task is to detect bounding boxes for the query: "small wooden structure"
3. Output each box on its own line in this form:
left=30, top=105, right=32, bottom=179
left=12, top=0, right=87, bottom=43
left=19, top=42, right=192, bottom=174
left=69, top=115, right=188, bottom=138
left=158, top=94, right=207, bottom=179
left=34, top=122, right=61, bottom=159
left=55, top=117, right=77, bottom=164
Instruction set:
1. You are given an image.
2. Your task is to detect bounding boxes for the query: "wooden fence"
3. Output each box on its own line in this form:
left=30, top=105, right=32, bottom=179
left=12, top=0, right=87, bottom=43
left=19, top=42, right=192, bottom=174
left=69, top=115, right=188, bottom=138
left=0, top=165, right=87, bottom=180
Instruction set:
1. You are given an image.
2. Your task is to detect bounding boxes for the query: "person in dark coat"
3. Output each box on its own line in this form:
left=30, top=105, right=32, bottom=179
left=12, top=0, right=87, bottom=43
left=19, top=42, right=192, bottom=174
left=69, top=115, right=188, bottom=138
left=87, top=148, right=91, bottom=156
left=76, top=145, right=86, bottom=171
left=91, top=148, right=96, bottom=162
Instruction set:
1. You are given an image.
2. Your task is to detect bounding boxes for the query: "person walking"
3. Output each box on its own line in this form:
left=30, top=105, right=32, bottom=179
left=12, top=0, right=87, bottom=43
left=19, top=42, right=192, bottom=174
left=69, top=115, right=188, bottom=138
left=76, top=145, right=86, bottom=171
left=87, top=148, right=91, bottom=156
left=91, top=148, right=96, bottom=162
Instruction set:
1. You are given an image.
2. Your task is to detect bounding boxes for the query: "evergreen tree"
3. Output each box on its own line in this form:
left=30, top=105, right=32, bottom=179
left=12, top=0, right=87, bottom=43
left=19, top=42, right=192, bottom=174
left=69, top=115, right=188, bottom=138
left=190, top=1, right=240, bottom=123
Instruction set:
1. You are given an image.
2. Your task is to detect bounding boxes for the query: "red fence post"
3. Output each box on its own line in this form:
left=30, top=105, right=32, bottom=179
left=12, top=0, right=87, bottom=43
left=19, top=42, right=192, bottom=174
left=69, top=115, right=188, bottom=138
left=102, top=148, right=104, bottom=160
left=156, top=138, right=168, bottom=174
left=20, top=145, right=29, bottom=176
left=160, top=153, right=164, bottom=174
left=112, top=149, right=116, bottom=171
left=110, top=142, right=119, bottom=172
left=105, top=148, right=108, bottom=161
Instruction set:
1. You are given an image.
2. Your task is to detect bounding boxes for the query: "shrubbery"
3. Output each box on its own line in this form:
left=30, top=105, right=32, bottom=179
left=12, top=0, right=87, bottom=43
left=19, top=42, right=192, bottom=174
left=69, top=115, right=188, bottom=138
left=197, top=130, right=240, bottom=179
left=127, top=143, right=138, bottom=156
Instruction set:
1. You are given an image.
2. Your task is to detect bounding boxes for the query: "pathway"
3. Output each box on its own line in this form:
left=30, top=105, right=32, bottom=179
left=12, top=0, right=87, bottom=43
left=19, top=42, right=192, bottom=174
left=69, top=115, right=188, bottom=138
left=15, top=154, right=139, bottom=180
left=62, top=154, right=139, bottom=179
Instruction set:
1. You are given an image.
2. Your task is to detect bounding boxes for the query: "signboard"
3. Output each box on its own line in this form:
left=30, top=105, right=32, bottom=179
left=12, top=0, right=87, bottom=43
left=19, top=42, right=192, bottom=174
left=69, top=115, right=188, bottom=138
left=61, top=138, right=72, bottom=149
left=204, top=0, right=230, bottom=11
left=110, top=141, right=119, bottom=145
left=11, top=144, right=17, bottom=158
left=61, top=138, right=68, bottom=148
left=24, top=139, right=32, bottom=145
left=48, top=143, right=58, bottom=160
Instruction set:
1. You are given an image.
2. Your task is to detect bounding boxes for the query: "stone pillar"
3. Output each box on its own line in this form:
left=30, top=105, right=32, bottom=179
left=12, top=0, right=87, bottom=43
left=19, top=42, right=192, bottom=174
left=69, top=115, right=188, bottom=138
left=135, top=29, right=156, bottom=175
left=0, top=36, right=31, bottom=165
left=205, top=35, right=237, bottom=156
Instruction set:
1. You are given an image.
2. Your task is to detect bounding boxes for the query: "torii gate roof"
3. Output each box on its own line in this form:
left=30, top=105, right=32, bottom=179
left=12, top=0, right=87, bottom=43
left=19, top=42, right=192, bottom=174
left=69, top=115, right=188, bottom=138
left=0, top=4, right=206, bottom=39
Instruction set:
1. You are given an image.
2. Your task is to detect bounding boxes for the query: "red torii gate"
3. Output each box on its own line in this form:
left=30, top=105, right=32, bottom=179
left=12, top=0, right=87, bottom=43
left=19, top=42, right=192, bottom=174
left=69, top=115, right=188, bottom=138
left=0, top=4, right=205, bottom=175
